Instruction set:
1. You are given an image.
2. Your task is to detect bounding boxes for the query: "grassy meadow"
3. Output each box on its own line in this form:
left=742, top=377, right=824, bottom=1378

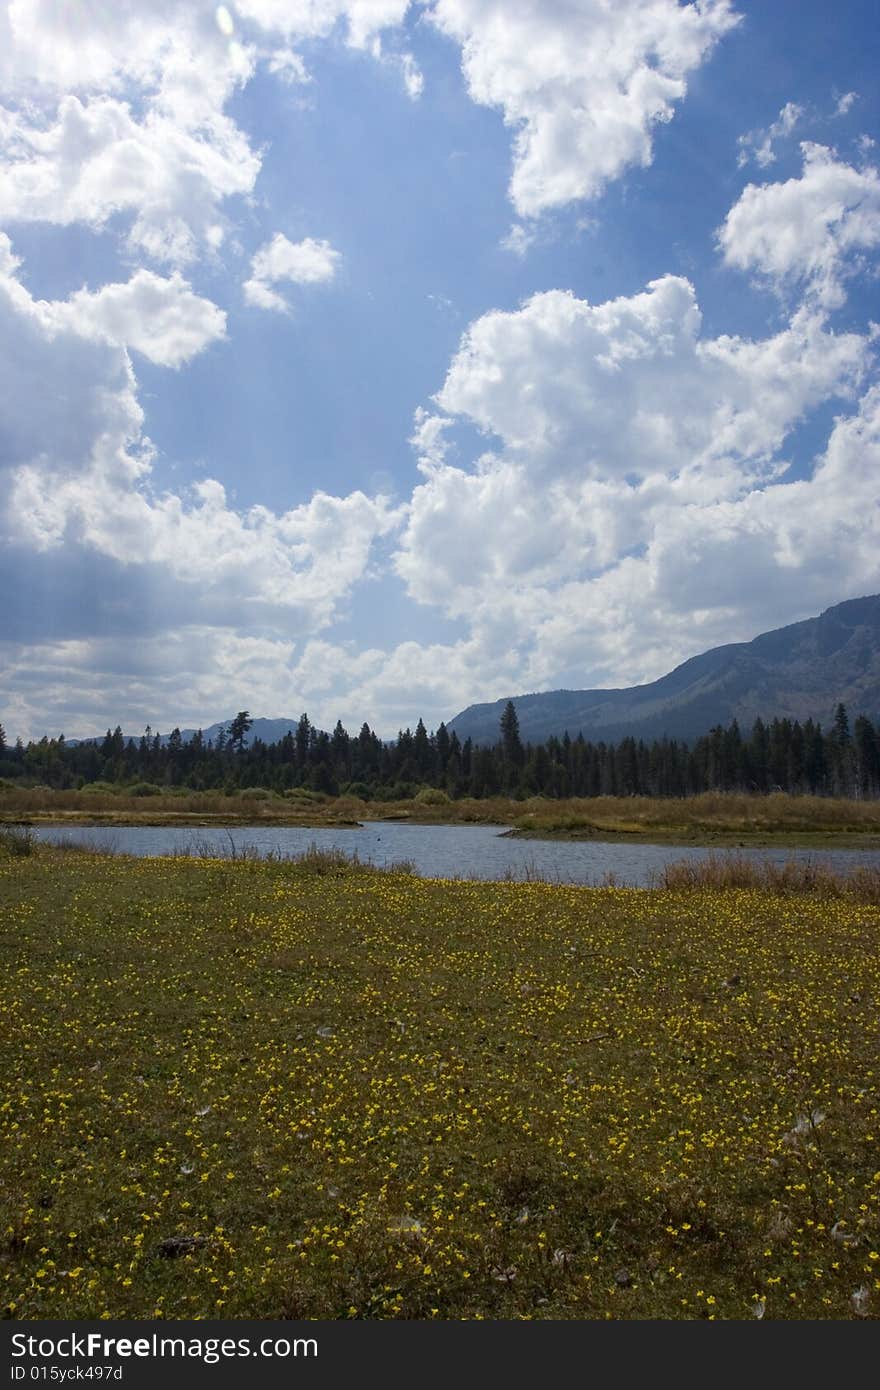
left=1, top=837, right=879, bottom=1320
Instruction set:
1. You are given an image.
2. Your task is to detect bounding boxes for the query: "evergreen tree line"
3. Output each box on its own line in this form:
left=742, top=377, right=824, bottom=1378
left=2, top=701, right=879, bottom=801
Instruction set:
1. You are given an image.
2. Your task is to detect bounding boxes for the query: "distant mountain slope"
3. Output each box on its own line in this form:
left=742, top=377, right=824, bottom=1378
left=177, top=718, right=299, bottom=748
left=68, top=717, right=300, bottom=749
left=447, top=595, right=880, bottom=746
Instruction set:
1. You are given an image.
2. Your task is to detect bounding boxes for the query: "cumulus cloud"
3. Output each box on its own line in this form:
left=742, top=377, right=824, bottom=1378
left=0, top=628, right=301, bottom=743
left=0, top=2, right=267, bottom=262
left=243, top=234, right=341, bottom=312
left=0, top=1, right=415, bottom=268
left=235, top=0, right=411, bottom=50
left=719, top=143, right=880, bottom=307
left=0, top=0, right=222, bottom=95
left=386, top=384, right=880, bottom=708
left=50, top=270, right=227, bottom=368
left=0, top=93, right=260, bottom=265
left=0, top=233, right=146, bottom=489
left=1, top=624, right=501, bottom=743
left=430, top=275, right=868, bottom=484
left=429, top=0, right=740, bottom=217
left=391, top=265, right=877, bottom=700
left=0, top=0, right=410, bottom=93
left=737, top=100, right=802, bottom=168
left=0, top=231, right=400, bottom=636
left=12, top=472, right=400, bottom=628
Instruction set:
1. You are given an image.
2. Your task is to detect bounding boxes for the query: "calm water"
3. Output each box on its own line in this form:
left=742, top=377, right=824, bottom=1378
left=29, top=821, right=880, bottom=887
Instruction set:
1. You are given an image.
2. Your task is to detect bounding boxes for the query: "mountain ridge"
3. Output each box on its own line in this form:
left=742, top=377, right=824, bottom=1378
left=447, top=594, right=880, bottom=746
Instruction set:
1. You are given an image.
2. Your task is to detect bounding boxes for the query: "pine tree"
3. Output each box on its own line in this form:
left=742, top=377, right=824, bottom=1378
left=500, top=700, right=523, bottom=766
left=228, top=711, right=253, bottom=753
left=330, top=720, right=351, bottom=780
left=412, top=718, right=433, bottom=779
left=295, top=713, right=311, bottom=771
left=830, top=703, right=854, bottom=795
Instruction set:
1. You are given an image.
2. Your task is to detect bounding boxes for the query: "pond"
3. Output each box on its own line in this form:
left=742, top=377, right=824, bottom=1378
left=29, top=820, right=880, bottom=887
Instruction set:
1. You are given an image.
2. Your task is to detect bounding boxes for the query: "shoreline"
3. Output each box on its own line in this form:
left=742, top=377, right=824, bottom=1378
left=503, top=825, right=880, bottom=849
left=0, top=810, right=364, bottom=829
left=6, top=808, right=880, bottom=850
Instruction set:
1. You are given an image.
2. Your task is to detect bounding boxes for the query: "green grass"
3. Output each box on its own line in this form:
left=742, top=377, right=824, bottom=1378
left=1, top=847, right=879, bottom=1320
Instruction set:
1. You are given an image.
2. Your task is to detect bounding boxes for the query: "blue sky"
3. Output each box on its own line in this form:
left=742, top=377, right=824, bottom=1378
left=1, top=0, right=879, bottom=740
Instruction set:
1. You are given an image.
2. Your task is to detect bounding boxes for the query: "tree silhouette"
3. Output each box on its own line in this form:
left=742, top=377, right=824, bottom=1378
left=500, top=700, right=523, bottom=767
left=228, top=711, right=254, bottom=753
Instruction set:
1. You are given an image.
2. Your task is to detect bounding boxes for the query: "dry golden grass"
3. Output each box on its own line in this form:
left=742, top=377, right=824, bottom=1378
left=4, top=787, right=880, bottom=846
left=656, top=852, right=880, bottom=902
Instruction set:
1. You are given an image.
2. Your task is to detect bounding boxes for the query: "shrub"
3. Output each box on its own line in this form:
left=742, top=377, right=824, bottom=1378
left=369, top=785, right=401, bottom=802
left=414, top=787, right=451, bottom=805
left=126, top=781, right=163, bottom=797
left=341, top=782, right=372, bottom=801
left=81, top=781, right=122, bottom=795
left=391, top=782, right=418, bottom=800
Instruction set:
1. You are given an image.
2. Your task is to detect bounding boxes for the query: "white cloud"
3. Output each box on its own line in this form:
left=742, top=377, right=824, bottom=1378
left=737, top=100, right=802, bottom=169
left=243, top=233, right=341, bottom=312
left=235, top=0, right=411, bottom=50
left=0, top=230, right=400, bottom=631
left=11, top=475, right=400, bottom=627
left=0, top=93, right=260, bottom=265
left=0, top=628, right=301, bottom=743
left=0, top=1, right=216, bottom=95
left=500, top=222, right=537, bottom=257
left=288, top=631, right=523, bottom=733
left=49, top=270, right=227, bottom=368
left=267, top=46, right=313, bottom=84
left=719, top=143, right=880, bottom=308
left=397, top=52, right=424, bottom=100
left=430, top=275, right=868, bottom=484
left=390, top=265, right=878, bottom=700
left=0, top=2, right=267, bottom=262
left=1, top=234, right=223, bottom=387
left=386, top=383, right=880, bottom=708
left=428, top=0, right=740, bottom=217
left=0, top=233, right=147, bottom=490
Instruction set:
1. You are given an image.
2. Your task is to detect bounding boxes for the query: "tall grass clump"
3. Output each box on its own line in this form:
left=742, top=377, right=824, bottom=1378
left=0, top=825, right=34, bottom=856
left=657, top=852, right=880, bottom=903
